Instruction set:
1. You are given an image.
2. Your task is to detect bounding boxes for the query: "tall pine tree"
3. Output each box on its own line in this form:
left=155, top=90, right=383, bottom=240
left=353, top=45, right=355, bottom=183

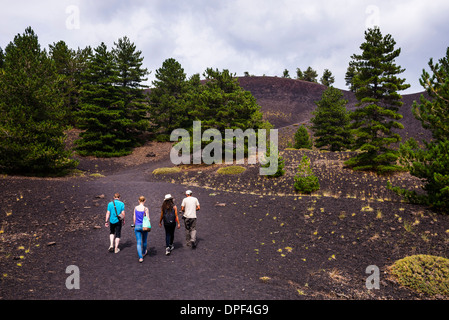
left=112, top=36, right=150, bottom=140
left=0, top=27, right=78, bottom=175
left=390, top=47, right=449, bottom=212
left=149, top=58, right=189, bottom=140
left=76, top=38, right=149, bottom=157
left=345, top=27, right=410, bottom=174
left=75, top=42, right=123, bottom=157
left=49, top=41, right=91, bottom=125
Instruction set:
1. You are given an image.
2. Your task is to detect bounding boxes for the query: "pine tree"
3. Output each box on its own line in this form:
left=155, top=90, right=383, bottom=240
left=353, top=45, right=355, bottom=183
left=345, top=64, right=357, bottom=92
left=294, top=125, right=313, bottom=149
left=302, top=66, right=318, bottom=83
left=344, top=27, right=410, bottom=174
left=294, top=155, right=320, bottom=194
left=390, top=47, right=449, bottom=212
left=0, top=27, right=78, bottom=175
left=296, top=68, right=303, bottom=80
left=112, top=36, right=150, bottom=139
left=75, top=38, right=149, bottom=157
left=320, top=69, right=335, bottom=86
left=0, top=47, right=4, bottom=70
left=149, top=58, right=189, bottom=140
left=192, top=68, right=265, bottom=132
left=185, top=68, right=269, bottom=161
left=310, top=87, right=351, bottom=151
left=75, top=42, right=126, bottom=157
left=49, top=41, right=90, bottom=125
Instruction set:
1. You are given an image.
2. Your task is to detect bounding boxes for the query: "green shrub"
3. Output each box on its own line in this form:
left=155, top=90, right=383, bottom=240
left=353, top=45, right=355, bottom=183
left=216, top=166, right=246, bottom=175
left=294, top=155, right=320, bottom=194
left=389, top=254, right=449, bottom=297
left=294, top=125, right=312, bottom=149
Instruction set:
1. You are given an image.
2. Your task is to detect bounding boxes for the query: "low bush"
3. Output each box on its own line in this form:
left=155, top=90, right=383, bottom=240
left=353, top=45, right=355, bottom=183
left=216, top=166, right=246, bottom=175
left=389, top=254, right=449, bottom=297
left=152, top=167, right=182, bottom=174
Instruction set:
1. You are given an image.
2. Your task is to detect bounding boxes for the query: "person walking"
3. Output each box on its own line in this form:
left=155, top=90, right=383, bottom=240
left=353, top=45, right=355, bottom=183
left=181, top=190, right=200, bottom=249
left=133, top=196, right=150, bottom=263
left=105, top=193, right=125, bottom=253
left=159, top=194, right=180, bottom=256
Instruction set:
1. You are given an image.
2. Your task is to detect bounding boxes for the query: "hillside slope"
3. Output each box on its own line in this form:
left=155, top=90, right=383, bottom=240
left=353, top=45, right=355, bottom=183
left=237, top=76, right=431, bottom=144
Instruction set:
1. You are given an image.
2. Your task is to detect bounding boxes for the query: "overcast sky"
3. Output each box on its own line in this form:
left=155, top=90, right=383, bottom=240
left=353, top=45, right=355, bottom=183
left=1, top=0, right=448, bottom=93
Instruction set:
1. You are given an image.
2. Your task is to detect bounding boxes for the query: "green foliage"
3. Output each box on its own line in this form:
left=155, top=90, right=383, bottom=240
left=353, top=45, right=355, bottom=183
left=391, top=48, right=449, bottom=212
left=149, top=58, right=191, bottom=137
left=0, top=46, right=4, bottom=70
left=151, top=65, right=269, bottom=156
left=0, top=27, right=78, bottom=175
left=294, top=155, right=320, bottom=194
left=193, top=68, right=268, bottom=157
left=296, top=68, right=303, bottom=80
left=310, top=87, right=351, bottom=151
left=345, top=65, right=357, bottom=92
left=296, top=66, right=318, bottom=82
left=196, top=68, right=265, bottom=132
left=320, top=69, right=335, bottom=87
left=75, top=37, right=149, bottom=157
left=49, top=41, right=91, bottom=125
left=389, top=255, right=449, bottom=297
left=345, top=27, right=410, bottom=174
left=412, top=47, right=449, bottom=142
left=303, top=67, right=318, bottom=83
left=282, top=69, right=290, bottom=78
left=294, top=125, right=313, bottom=149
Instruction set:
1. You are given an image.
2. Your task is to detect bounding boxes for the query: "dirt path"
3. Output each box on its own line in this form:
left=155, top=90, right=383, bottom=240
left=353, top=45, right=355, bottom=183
left=0, top=159, right=297, bottom=300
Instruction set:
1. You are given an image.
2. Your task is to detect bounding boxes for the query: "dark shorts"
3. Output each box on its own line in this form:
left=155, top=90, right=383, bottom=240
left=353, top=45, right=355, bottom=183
left=109, top=221, right=122, bottom=238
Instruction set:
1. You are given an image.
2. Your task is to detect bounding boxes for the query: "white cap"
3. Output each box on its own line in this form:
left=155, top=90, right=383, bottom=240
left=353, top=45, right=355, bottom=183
left=186, top=190, right=192, bottom=195
left=164, top=194, right=173, bottom=200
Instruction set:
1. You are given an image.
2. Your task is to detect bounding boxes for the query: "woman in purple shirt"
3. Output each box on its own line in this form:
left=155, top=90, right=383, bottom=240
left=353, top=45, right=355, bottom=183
left=133, top=196, right=150, bottom=263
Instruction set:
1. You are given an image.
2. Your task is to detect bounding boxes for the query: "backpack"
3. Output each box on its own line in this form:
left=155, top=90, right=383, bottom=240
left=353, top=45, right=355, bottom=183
left=163, top=208, right=176, bottom=226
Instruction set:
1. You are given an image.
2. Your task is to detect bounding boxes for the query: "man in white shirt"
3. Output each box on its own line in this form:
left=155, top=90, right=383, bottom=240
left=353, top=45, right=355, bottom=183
left=181, top=190, right=200, bottom=248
